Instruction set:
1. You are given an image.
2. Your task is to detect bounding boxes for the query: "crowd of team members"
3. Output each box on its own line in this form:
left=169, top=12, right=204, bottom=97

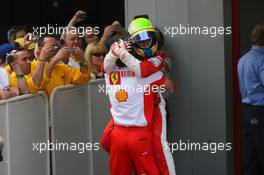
left=0, top=10, right=177, bottom=174
left=0, top=10, right=173, bottom=100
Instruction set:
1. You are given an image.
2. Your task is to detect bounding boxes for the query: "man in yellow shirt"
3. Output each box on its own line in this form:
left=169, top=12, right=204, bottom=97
left=32, top=34, right=90, bottom=96
left=7, top=49, right=40, bottom=94
left=61, top=28, right=84, bottom=68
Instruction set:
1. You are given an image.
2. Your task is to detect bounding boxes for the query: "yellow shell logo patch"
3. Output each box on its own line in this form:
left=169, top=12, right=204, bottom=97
left=115, top=89, right=128, bottom=102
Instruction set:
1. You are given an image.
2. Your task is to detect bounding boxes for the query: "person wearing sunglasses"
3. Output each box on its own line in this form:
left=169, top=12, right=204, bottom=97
left=84, top=42, right=106, bottom=79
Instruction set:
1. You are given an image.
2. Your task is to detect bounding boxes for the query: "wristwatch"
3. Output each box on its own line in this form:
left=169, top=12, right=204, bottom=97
left=16, top=74, right=25, bottom=80
left=79, top=60, right=88, bottom=67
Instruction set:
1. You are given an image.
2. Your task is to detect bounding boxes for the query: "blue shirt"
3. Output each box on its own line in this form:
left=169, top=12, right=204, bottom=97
left=238, top=45, right=264, bottom=105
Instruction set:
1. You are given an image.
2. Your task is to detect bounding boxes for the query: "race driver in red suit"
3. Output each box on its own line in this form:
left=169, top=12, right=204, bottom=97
left=101, top=16, right=176, bottom=175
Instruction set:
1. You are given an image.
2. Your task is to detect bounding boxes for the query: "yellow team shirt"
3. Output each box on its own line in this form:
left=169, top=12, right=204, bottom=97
left=4, top=65, right=12, bottom=74
left=6, top=61, right=40, bottom=94
left=9, top=73, right=40, bottom=94
left=30, top=60, right=91, bottom=97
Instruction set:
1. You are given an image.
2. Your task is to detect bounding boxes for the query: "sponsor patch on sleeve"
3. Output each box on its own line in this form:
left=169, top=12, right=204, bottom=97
left=148, top=56, right=163, bottom=67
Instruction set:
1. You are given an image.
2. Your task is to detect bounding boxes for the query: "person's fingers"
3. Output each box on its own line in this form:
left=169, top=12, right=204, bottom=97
left=124, top=40, right=132, bottom=48
left=78, top=10, right=87, bottom=15
left=112, top=21, right=120, bottom=25
left=56, top=52, right=69, bottom=61
left=42, top=46, right=54, bottom=55
left=75, top=47, right=84, bottom=55
left=76, top=10, right=85, bottom=16
left=43, top=44, right=55, bottom=51
left=46, top=45, right=54, bottom=50
left=10, top=87, right=19, bottom=95
left=59, top=47, right=70, bottom=53
left=72, top=46, right=79, bottom=51
left=61, top=49, right=70, bottom=55
left=75, top=10, right=87, bottom=20
left=118, top=39, right=127, bottom=49
left=64, top=48, right=71, bottom=55
left=48, top=46, right=56, bottom=51
left=111, top=42, right=120, bottom=56
left=76, top=48, right=81, bottom=52
left=105, top=25, right=113, bottom=33
left=24, top=33, right=31, bottom=41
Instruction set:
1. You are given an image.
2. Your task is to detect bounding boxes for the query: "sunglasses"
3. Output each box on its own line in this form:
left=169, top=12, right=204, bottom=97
left=6, top=49, right=20, bottom=64
left=92, top=53, right=106, bottom=57
left=10, top=49, right=19, bottom=54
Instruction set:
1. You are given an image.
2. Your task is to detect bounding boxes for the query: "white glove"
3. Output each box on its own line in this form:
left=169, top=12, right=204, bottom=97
left=103, top=46, right=119, bottom=74
left=119, top=51, right=141, bottom=76
left=110, top=39, right=129, bottom=59
left=122, top=41, right=133, bottom=54
left=108, top=39, right=141, bottom=76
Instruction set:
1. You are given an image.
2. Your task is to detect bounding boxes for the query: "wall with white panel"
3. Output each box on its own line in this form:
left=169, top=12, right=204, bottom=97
left=125, top=0, right=233, bottom=174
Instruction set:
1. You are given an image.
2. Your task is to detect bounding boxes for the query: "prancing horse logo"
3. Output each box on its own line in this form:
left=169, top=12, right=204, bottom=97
left=110, top=72, right=119, bottom=84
